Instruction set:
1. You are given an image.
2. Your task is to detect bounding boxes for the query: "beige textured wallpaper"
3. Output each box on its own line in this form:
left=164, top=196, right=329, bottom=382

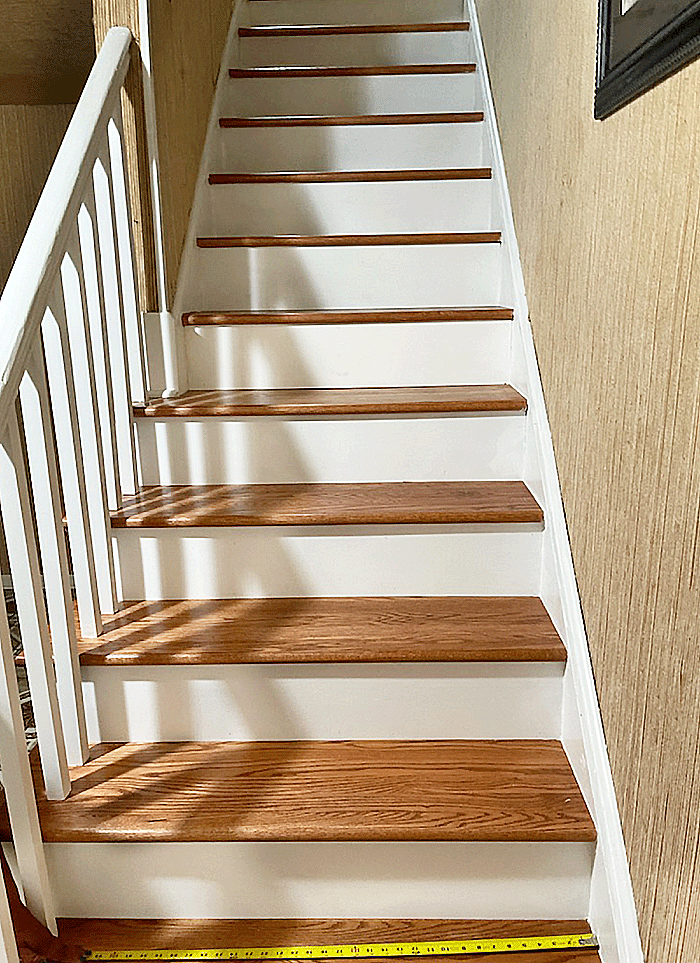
left=474, top=2, right=700, bottom=960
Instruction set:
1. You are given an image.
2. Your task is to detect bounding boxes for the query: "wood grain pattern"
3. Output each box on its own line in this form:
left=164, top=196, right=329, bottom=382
left=109, top=481, right=544, bottom=528
left=133, top=385, right=527, bottom=417
left=6, top=740, right=594, bottom=843
left=229, top=64, right=476, bottom=78
left=239, top=23, right=472, bottom=36
left=220, top=112, right=484, bottom=127
left=75, top=596, right=564, bottom=665
left=196, top=232, right=502, bottom=248
left=208, top=168, right=492, bottom=183
left=475, top=2, right=700, bottom=958
left=57, top=919, right=599, bottom=963
left=182, top=307, right=514, bottom=325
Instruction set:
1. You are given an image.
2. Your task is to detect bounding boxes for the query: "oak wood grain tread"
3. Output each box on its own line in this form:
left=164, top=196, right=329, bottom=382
left=208, top=168, right=492, bottom=183
left=133, top=385, right=527, bottom=418
left=57, top=919, right=600, bottom=963
left=196, top=232, right=501, bottom=248
left=239, top=23, right=471, bottom=36
left=19, top=740, right=595, bottom=843
left=76, top=597, right=565, bottom=666
left=219, top=112, right=484, bottom=127
left=182, top=307, right=514, bottom=325
left=109, top=482, right=543, bottom=528
left=229, top=64, right=476, bottom=77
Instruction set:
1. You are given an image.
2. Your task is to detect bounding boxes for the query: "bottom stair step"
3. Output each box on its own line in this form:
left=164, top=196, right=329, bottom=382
left=58, top=919, right=601, bottom=963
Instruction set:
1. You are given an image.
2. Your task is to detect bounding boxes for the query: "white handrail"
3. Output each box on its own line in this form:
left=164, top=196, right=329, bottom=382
left=0, top=27, right=131, bottom=431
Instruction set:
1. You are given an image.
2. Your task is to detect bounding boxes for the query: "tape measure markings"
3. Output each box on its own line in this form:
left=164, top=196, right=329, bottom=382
left=85, top=933, right=599, bottom=960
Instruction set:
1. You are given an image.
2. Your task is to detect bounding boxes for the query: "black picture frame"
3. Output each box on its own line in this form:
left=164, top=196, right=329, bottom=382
left=595, top=0, right=700, bottom=119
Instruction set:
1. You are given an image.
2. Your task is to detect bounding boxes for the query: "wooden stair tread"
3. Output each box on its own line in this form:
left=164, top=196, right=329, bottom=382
left=182, top=307, right=514, bottom=325
left=57, top=919, right=600, bottom=963
left=208, top=168, right=492, bottom=183
left=110, top=482, right=543, bottom=528
left=16, top=740, right=595, bottom=843
left=229, top=64, right=476, bottom=77
left=219, top=112, right=484, bottom=127
left=239, top=23, right=472, bottom=36
left=196, top=232, right=501, bottom=248
left=133, top=385, right=527, bottom=417
left=76, top=597, right=565, bottom=666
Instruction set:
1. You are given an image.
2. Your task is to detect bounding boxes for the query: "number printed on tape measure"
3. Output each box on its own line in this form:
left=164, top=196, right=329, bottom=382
left=85, top=933, right=599, bottom=961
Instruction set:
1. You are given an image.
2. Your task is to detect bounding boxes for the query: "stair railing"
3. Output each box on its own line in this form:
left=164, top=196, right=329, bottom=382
left=0, top=26, right=147, bottom=935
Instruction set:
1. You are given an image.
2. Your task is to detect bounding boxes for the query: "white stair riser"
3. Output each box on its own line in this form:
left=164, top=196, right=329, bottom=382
left=112, top=526, right=543, bottom=599
left=83, top=663, right=564, bottom=743
left=238, top=32, right=475, bottom=67
left=205, top=180, right=494, bottom=235
left=216, top=124, right=485, bottom=171
left=223, top=75, right=478, bottom=117
left=135, top=414, right=525, bottom=485
left=187, top=245, right=504, bottom=311
left=183, top=321, right=512, bottom=390
left=46, top=841, right=594, bottom=919
left=248, top=0, right=464, bottom=26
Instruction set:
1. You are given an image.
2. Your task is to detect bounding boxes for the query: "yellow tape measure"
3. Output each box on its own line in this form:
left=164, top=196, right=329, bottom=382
left=85, top=933, right=599, bottom=961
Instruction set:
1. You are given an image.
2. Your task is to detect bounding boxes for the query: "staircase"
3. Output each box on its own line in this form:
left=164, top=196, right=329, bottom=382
left=0, top=2, right=640, bottom=961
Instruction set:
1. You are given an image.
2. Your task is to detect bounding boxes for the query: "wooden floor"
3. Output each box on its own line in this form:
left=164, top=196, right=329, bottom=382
left=110, top=482, right=544, bottom=528
left=75, top=596, right=565, bottom=666
left=134, top=385, right=527, bottom=418
left=58, top=919, right=601, bottom=963
left=7, top=740, right=595, bottom=843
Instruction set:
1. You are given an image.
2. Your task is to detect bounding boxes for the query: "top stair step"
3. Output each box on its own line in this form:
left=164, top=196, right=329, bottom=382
left=239, top=22, right=471, bottom=35
left=229, top=63, right=476, bottom=77
left=57, top=919, right=601, bottom=963
left=247, top=0, right=465, bottom=27
left=182, top=306, right=514, bottom=325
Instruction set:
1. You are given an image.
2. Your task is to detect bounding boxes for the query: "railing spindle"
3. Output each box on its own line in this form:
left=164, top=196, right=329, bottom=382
left=61, top=230, right=119, bottom=615
left=0, top=870, right=19, bottom=963
left=20, top=346, right=89, bottom=766
left=0, top=585, right=57, bottom=934
left=42, top=295, right=103, bottom=639
left=108, top=106, right=149, bottom=405
left=77, top=188, right=122, bottom=512
left=94, top=141, right=139, bottom=496
left=0, top=407, right=70, bottom=801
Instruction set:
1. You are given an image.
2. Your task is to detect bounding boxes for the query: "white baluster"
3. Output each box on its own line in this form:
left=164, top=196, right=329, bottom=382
left=0, top=587, right=57, bottom=934
left=0, top=867, right=19, bottom=963
left=42, top=296, right=102, bottom=639
left=61, top=231, right=119, bottom=615
left=0, top=408, right=70, bottom=801
left=94, top=141, right=139, bottom=496
left=20, top=347, right=89, bottom=766
left=77, top=188, right=122, bottom=513
left=108, top=106, right=148, bottom=405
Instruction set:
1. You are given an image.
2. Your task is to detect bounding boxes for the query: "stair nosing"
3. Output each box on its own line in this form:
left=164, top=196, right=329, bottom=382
left=196, top=232, right=501, bottom=248
left=238, top=23, right=471, bottom=36
left=208, top=168, right=492, bottom=183
left=182, top=307, right=514, bottom=325
left=219, top=111, right=484, bottom=127
left=229, top=63, right=476, bottom=77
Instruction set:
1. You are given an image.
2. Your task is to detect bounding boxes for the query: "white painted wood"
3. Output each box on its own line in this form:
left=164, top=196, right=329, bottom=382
left=42, top=295, right=103, bottom=640
left=184, top=321, right=511, bottom=389
left=77, top=190, right=122, bottom=512
left=0, top=412, right=70, bottom=801
left=223, top=74, right=478, bottom=117
left=94, top=141, right=140, bottom=496
left=187, top=244, right=503, bottom=312
left=216, top=123, right=485, bottom=173
left=0, top=28, right=131, bottom=436
left=45, top=840, right=593, bottom=919
left=465, top=1, right=642, bottom=959
left=205, top=180, right=494, bottom=236
left=0, top=868, right=19, bottom=963
left=108, top=111, right=150, bottom=404
left=239, top=32, right=475, bottom=68
left=135, top=413, right=525, bottom=485
left=61, top=232, right=119, bottom=615
left=0, top=585, right=57, bottom=933
left=112, top=525, right=543, bottom=600
left=19, top=350, right=89, bottom=767
left=248, top=0, right=464, bottom=27
left=82, top=662, right=563, bottom=743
